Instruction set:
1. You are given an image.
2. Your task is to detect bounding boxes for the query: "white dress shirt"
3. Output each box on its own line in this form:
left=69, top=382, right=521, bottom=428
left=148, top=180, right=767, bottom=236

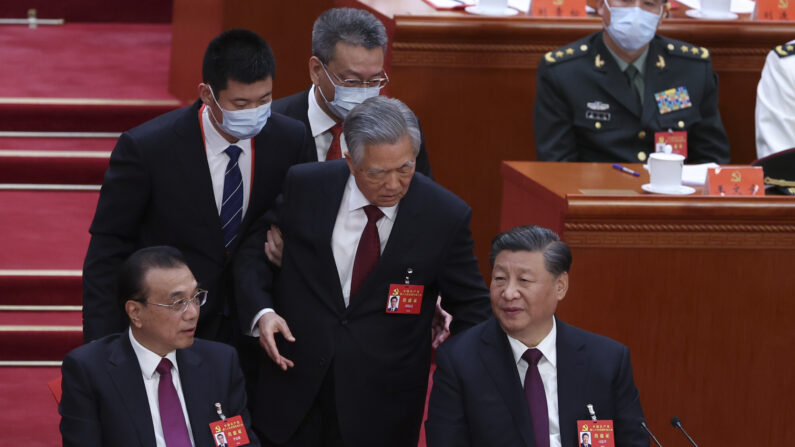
left=506, top=318, right=561, bottom=447
left=756, top=40, right=795, bottom=158
left=249, top=175, right=397, bottom=333
left=307, top=84, right=348, bottom=161
left=201, top=105, right=252, bottom=217
left=331, top=174, right=397, bottom=307
left=129, top=328, right=196, bottom=447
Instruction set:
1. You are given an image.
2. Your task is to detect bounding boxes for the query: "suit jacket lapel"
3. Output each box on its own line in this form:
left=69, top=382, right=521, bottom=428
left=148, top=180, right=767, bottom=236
left=107, top=332, right=157, bottom=447
left=478, top=318, right=535, bottom=447
left=593, top=32, right=642, bottom=118
left=177, top=347, right=213, bottom=447
left=173, top=101, right=226, bottom=256
left=316, top=160, right=350, bottom=314
left=555, top=318, right=588, bottom=447
left=641, top=38, right=669, bottom=126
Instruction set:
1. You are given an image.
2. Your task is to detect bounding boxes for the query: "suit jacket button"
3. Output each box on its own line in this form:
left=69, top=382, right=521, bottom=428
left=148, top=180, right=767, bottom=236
left=341, top=319, right=348, bottom=326
left=638, top=130, right=646, bottom=139
left=595, top=122, right=602, bottom=129
left=319, top=357, right=326, bottom=365
left=678, top=120, right=685, bottom=128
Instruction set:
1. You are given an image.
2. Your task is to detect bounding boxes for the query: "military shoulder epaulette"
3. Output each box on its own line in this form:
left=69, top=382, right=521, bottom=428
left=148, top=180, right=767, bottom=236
left=542, top=41, right=591, bottom=65
left=661, top=38, right=710, bottom=61
left=773, top=42, right=795, bottom=58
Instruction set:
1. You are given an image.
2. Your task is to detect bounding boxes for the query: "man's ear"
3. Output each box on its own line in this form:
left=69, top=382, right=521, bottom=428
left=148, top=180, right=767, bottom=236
left=125, top=300, right=144, bottom=329
left=309, top=56, right=324, bottom=86
left=555, top=272, right=569, bottom=302
left=198, top=83, right=213, bottom=107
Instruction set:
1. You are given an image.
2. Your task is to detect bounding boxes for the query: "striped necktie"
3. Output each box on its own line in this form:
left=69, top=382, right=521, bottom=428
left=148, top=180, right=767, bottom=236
left=220, top=145, right=243, bottom=249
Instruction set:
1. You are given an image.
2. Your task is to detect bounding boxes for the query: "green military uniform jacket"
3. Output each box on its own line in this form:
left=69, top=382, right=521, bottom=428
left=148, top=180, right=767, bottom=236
left=533, top=31, right=730, bottom=164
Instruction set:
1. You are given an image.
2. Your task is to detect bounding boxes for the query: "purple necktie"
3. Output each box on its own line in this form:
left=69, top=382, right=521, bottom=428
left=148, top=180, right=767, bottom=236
left=523, top=348, right=550, bottom=447
left=156, top=358, right=192, bottom=447
left=350, top=205, right=384, bottom=299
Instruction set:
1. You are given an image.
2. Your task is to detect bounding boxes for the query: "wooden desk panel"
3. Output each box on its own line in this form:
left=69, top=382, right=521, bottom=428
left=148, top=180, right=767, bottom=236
left=501, top=161, right=795, bottom=445
left=366, top=0, right=792, bottom=277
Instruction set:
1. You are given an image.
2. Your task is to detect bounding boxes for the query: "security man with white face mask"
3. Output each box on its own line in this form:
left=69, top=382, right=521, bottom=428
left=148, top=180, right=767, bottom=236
left=533, top=0, right=730, bottom=164
left=83, top=29, right=311, bottom=347
left=273, top=8, right=432, bottom=176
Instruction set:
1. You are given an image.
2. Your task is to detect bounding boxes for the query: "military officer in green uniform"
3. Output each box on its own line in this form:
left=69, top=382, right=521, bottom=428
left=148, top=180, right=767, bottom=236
left=533, top=0, right=730, bottom=164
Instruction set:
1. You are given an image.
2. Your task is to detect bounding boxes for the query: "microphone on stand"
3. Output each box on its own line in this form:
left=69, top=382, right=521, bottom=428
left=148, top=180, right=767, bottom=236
left=640, top=421, right=663, bottom=447
left=670, top=416, right=699, bottom=447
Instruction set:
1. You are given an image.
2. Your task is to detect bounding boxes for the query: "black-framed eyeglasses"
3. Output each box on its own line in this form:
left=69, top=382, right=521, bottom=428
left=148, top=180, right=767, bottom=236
left=323, top=64, right=390, bottom=89
left=146, top=289, right=208, bottom=314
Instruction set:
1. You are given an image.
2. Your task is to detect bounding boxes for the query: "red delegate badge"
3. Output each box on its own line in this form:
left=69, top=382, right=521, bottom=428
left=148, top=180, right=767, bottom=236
left=386, top=284, right=424, bottom=314
left=655, top=131, right=688, bottom=158
left=209, top=415, right=250, bottom=446
left=577, top=420, right=615, bottom=447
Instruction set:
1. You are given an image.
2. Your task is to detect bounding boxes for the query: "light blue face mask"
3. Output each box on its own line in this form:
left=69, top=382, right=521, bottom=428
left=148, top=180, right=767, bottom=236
left=318, top=65, right=382, bottom=119
left=604, top=1, right=662, bottom=52
left=208, top=85, right=271, bottom=140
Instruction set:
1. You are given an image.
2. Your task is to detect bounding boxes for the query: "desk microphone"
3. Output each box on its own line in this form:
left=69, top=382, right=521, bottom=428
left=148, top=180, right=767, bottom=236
left=670, top=417, right=699, bottom=447
left=640, top=421, right=663, bottom=447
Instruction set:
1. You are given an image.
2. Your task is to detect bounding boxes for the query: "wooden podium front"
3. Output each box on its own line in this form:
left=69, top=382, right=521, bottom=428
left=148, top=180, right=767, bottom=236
left=501, top=161, right=795, bottom=445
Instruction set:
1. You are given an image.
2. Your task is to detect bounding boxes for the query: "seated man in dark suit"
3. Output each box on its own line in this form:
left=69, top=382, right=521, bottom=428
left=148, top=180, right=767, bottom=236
left=426, top=225, right=649, bottom=447
left=82, top=28, right=309, bottom=345
left=533, top=0, right=729, bottom=164
left=234, top=96, right=491, bottom=446
left=61, top=246, right=258, bottom=447
left=272, top=7, right=432, bottom=176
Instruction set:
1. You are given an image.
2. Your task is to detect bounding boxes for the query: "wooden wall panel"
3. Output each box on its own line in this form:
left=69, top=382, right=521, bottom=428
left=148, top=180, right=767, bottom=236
left=169, top=0, right=335, bottom=102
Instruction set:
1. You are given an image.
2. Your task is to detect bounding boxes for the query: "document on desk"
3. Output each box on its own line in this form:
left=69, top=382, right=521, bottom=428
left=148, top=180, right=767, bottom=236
left=423, top=0, right=475, bottom=9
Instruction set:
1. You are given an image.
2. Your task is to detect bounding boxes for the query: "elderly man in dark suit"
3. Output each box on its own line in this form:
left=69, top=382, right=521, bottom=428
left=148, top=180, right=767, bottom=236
left=272, top=7, right=432, bottom=176
left=82, top=29, right=309, bottom=344
left=533, top=0, right=729, bottom=164
left=426, top=225, right=649, bottom=447
left=234, top=96, right=491, bottom=447
left=60, top=246, right=258, bottom=447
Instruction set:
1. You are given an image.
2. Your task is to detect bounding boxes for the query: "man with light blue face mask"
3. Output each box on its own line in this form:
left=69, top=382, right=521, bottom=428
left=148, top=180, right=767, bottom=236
left=272, top=8, right=433, bottom=176
left=83, top=29, right=311, bottom=363
left=533, top=0, right=730, bottom=165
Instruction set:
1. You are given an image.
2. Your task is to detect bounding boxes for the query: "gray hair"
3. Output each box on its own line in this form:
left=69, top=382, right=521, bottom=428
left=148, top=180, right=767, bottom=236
left=489, top=225, right=572, bottom=276
left=312, top=8, right=388, bottom=64
left=343, top=96, right=421, bottom=165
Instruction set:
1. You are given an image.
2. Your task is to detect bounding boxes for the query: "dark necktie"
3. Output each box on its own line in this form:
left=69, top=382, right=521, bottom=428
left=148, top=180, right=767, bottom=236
left=625, top=65, right=643, bottom=105
left=220, top=145, right=243, bottom=249
left=522, top=348, right=550, bottom=447
left=156, top=358, right=192, bottom=447
left=326, top=123, right=343, bottom=161
left=350, top=205, right=384, bottom=299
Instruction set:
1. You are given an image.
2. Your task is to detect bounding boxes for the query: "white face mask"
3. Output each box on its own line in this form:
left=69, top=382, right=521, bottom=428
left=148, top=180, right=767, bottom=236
left=207, top=85, right=271, bottom=140
left=318, top=65, right=382, bottom=119
left=604, top=1, right=662, bottom=52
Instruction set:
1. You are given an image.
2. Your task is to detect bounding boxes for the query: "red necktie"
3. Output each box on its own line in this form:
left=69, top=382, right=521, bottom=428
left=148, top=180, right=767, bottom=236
left=326, top=123, right=343, bottom=161
left=350, top=205, right=384, bottom=299
left=156, top=358, right=192, bottom=447
left=523, top=349, right=550, bottom=447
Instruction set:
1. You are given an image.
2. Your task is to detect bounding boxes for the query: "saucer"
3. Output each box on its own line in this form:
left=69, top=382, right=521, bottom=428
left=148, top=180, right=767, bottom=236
left=685, top=9, right=738, bottom=19
left=465, top=5, right=519, bottom=16
left=642, top=184, right=696, bottom=195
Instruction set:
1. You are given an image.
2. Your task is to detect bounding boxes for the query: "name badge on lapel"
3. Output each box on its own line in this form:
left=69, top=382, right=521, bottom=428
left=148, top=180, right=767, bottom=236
left=209, top=403, right=250, bottom=446
left=654, top=87, right=692, bottom=114
left=386, top=268, right=423, bottom=315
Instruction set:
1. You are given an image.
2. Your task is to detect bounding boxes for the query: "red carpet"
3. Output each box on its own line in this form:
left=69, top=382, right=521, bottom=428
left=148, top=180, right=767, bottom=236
left=0, top=24, right=175, bottom=99
left=0, top=0, right=172, bottom=23
left=0, top=275, right=82, bottom=306
left=0, top=312, right=81, bottom=361
left=0, top=367, right=62, bottom=446
left=0, top=137, right=115, bottom=151
left=0, top=191, right=98, bottom=270
left=0, top=154, right=108, bottom=184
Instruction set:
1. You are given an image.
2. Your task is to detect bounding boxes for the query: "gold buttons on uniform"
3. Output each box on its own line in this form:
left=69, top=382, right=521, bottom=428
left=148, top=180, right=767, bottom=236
left=677, top=120, right=685, bottom=128
left=638, top=152, right=647, bottom=162
left=595, top=122, right=602, bottom=129
left=580, top=44, right=588, bottom=51
left=638, top=130, right=646, bottom=139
